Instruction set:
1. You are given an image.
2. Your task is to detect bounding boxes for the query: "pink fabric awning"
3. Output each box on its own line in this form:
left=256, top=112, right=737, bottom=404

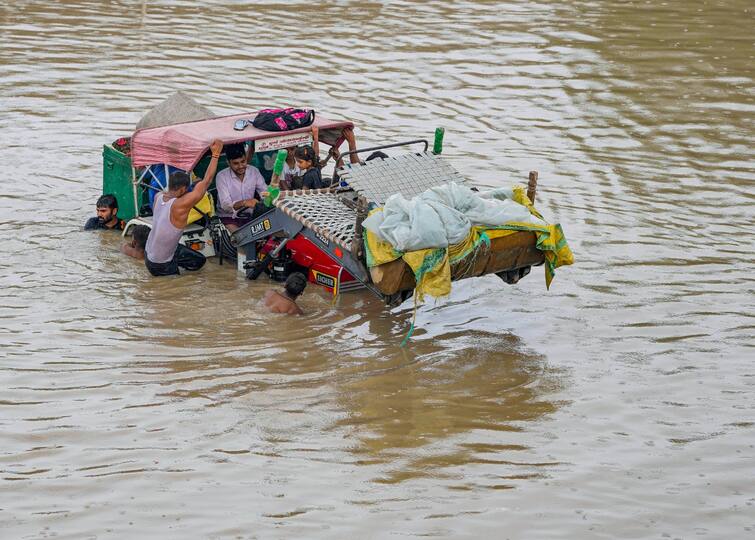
left=131, top=111, right=354, bottom=170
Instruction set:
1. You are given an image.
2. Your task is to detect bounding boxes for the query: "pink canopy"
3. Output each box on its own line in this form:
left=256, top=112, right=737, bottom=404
left=131, top=111, right=354, bottom=171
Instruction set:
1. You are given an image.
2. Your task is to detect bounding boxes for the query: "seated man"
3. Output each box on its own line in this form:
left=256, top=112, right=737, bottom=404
left=144, top=139, right=223, bottom=277
left=121, top=225, right=150, bottom=260
left=216, top=143, right=271, bottom=232
left=262, top=272, right=307, bottom=315
left=84, top=194, right=125, bottom=230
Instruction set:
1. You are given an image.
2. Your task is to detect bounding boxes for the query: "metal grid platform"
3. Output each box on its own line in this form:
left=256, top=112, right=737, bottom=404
left=337, top=152, right=466, bottom=205
left=275, top=190, right=357, bottom=249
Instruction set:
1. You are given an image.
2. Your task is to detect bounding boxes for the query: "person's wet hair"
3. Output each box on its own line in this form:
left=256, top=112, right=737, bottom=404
left=169, top=171, right=191, bottom=191
left=366, top=151, right=388, bottom=161
left=132, top=225, right=150, bottom=249
left=225, top=143, right=246, bottom=161
left=294, top=145, right=319, bottom=167
left=284, top=272, right=307, bottom=298
left=96, top=194, right=118, bottom=209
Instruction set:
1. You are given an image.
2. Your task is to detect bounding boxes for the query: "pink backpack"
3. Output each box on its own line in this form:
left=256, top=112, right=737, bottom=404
left=252, top=108, right=315, bottom=131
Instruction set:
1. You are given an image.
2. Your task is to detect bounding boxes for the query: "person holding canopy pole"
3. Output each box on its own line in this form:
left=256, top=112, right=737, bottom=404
left=144, top=139, right=224, bottom=277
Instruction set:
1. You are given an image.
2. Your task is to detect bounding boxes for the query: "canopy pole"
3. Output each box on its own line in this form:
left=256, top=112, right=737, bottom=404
left=352, top=196, right=368, bottom=259
left=131, top=166, right=139, bottom=218
left=527, top=171, right=538, bottom=204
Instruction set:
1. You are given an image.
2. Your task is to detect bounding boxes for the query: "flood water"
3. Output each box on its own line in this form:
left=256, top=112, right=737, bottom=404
left=1, top=1, right=753, bottom=538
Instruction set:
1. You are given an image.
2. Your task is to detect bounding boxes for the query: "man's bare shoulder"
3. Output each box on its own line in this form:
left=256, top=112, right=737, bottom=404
left=121, top=243, right=144, bottom=260
left=262, top=290, right=303, bottom=315
left=287, top=303, right=303, bottom=315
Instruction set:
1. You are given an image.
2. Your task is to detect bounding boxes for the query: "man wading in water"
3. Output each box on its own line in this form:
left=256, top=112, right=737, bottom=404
left=262, top=272, right=307, bottom=315
left=144, top=139, right=223, bottom=277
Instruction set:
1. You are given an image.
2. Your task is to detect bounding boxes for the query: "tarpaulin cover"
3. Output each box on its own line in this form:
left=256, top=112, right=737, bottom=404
left=135, top=91, right=215, bottom=131
left=131, top=112, right=353, bottom=171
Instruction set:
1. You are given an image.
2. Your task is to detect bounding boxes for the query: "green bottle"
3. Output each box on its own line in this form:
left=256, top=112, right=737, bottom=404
left=264, top=149, right=287, bottom=206
left=433, top=127, right=445, bottom=155
left=273, top=149, right=287, bottom=177
left=264, top=186, right=280, bottom=207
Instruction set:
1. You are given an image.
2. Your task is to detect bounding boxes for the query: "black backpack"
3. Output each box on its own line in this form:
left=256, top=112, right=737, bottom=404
left=252, top=108, right=315, bottom=131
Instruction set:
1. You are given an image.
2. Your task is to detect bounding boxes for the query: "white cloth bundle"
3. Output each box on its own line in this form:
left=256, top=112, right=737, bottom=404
left=362, top=182, right=544, bottom=252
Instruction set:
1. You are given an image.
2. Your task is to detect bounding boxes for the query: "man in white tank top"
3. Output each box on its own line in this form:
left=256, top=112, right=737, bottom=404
left=144, top=139, right=223, bottom=277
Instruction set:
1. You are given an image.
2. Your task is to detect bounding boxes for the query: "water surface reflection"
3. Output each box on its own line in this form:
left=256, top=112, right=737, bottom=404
left=1, top=0, right=753, bottom=538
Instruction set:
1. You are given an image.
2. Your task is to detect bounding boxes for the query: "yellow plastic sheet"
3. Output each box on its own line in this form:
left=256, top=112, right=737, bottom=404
left=187, top=192, right=215, bottom=224
left=363, top=185, right=574, bottom=301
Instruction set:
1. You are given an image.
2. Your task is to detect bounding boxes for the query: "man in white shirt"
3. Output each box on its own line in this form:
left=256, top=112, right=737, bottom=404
left=216, top=143, right=271, bottom=231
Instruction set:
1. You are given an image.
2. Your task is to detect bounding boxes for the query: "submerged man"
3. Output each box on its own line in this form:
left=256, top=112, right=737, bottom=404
left=262, top=272, right=307, bottom=315
left=216, top=143, right=271, bottom=232
left=84, top=194, right=125, bottom=230
left=121, top=225, right=150, bottom=260
left=144, top=139, right=223, bottom=277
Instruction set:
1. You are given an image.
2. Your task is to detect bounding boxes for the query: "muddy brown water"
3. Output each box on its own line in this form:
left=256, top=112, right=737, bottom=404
left=0, top=1, right=753, bottom=538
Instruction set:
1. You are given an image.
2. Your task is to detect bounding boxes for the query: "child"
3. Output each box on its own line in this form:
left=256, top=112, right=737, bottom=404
left=279, top=145, right=301, bottom=190
left=294, top=144, right=326, bottom=189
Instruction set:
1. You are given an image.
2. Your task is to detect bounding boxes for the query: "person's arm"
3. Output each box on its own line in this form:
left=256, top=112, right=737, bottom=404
left=319, top=145, right=339, bottom=168
left=343, top=128, right=359, bottom=164
left=279, top=167, right=291, bottom=190
left=235, top=199, right=255, bottom=210
left=173, top=139, right=223, bottom=215
left=311, top=126, right=320, bottom=160
left=330, top=146, right=343, bottom=169
left=230, top=167, right=267, bottom=210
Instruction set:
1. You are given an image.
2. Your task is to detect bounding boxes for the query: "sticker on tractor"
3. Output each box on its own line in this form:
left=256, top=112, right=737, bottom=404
left=315, top=232, right=329, bottom=246
left=313, top=271, right=336, bottom=289
left=250, top=219, right=272, bottom=235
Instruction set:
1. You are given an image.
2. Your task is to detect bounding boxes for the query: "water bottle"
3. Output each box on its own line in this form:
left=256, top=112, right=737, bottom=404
left=264, top=149, right=287, bottom=206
